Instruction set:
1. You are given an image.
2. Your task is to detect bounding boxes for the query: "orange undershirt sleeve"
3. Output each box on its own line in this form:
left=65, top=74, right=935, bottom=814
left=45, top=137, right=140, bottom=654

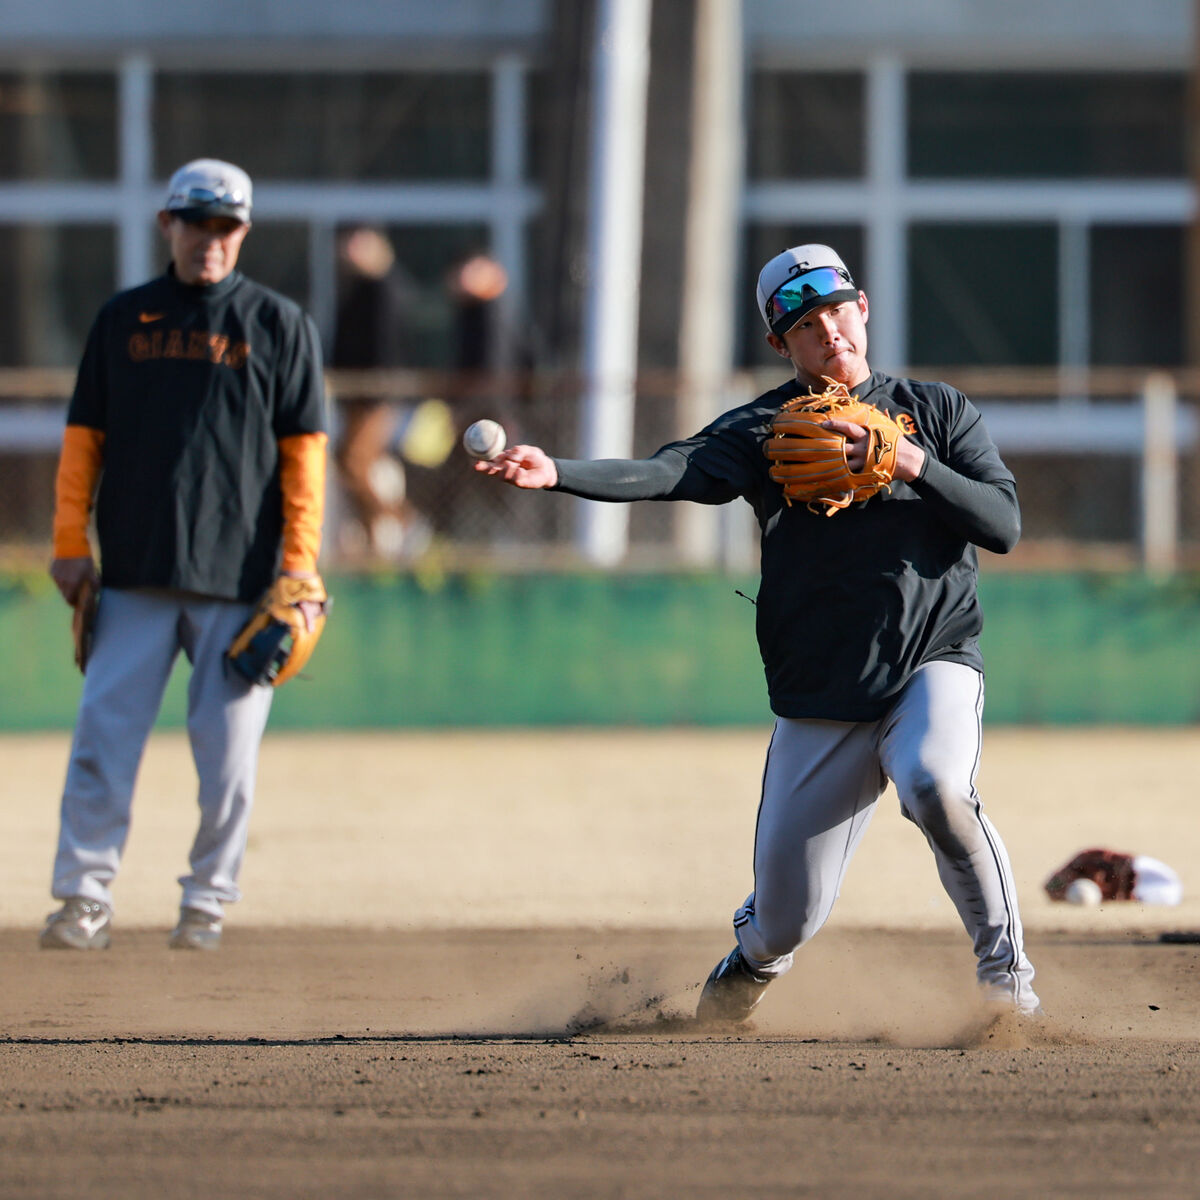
left=277, top=431, right=328, bottom=575
left=52, top=424, right=105, bottom=559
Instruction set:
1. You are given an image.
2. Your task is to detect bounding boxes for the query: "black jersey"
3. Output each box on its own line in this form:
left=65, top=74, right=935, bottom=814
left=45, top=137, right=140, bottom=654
left=553, top=370, right=1019, bottom=721
left=68, top=268, right=326, bottom=601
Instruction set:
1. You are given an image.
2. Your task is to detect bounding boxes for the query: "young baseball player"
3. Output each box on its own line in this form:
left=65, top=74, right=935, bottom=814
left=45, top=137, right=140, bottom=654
left=475, top=244, right=1040, bottom=1023
left=42, top=159, right=328, bottom=951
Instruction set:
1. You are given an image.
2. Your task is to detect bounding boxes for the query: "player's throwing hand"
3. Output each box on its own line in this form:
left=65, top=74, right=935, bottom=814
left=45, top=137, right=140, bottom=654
left=473, top=444, right=559, bottom=489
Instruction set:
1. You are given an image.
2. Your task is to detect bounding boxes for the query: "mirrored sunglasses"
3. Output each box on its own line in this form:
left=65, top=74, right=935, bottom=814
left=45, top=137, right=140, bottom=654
left=766, top=266, right=855, bottom=329
left=171, top=186, right=248, bottom=209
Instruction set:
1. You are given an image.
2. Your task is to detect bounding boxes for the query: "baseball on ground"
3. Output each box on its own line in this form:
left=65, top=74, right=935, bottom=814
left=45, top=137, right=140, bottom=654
left=462, top=419, right=507, bottom=461
left=1064, top=877, right=1103, bottom=906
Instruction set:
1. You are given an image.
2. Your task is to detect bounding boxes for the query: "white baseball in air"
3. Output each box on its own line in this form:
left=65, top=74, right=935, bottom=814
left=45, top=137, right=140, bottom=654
left=1064, top=878, right=1103, bottom=907
left=463, top=419, right=507, bottom=461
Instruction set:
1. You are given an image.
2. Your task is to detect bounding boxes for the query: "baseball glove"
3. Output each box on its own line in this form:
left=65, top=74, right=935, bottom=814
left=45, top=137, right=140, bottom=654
left=764, top=377, right=905, bottom=516
left=72, top=576, right=99, bottom=675
left=1044, top=848, right=1137, bottom=902
left=227, top=574, right=330, bottom=687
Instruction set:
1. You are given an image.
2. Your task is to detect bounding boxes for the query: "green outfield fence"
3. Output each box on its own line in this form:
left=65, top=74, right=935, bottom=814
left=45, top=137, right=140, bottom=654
left=4, top=570, right=1200, bottom=731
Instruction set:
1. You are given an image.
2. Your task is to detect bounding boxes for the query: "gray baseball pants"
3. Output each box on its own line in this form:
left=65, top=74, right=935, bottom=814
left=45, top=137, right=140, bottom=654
left=733, top=661, right=1039, bottom=1013
left=50, top=588, right=273, bottom=920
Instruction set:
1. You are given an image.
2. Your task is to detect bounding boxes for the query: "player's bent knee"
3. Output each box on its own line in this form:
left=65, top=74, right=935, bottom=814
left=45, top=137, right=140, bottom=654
left=897, top=772, right=977, bottom=844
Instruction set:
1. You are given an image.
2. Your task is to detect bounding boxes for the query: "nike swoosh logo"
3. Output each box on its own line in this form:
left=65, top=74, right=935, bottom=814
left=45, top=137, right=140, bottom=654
left=139, top=311, right=164, bottom=323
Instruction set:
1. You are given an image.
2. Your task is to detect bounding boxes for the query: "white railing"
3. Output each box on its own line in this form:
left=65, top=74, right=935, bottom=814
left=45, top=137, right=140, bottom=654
left=1, top=366, right=1196, bottom=570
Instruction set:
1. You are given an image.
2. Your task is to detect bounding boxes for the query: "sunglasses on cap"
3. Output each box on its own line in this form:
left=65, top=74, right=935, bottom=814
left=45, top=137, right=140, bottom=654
left=766, top=266, right=857, bottom=332
left=169, top=186, right=249, bottom=211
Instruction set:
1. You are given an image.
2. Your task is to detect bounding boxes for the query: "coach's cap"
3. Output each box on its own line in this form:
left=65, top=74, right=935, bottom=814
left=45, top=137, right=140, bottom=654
left=757, top=244, right=858, bottom=336
left=163, top=158, right=252, bottom=223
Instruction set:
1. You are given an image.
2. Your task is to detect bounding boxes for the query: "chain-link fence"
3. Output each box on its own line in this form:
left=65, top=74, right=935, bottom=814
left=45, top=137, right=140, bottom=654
left=1, top=365, right=1197, bottom=571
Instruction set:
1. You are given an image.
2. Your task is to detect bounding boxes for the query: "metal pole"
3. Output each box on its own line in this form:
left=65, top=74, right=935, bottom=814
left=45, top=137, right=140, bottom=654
left=675, top=0, right=743, bottom=566
left=118, top=54, right=153, bottom=289
left=864, top=56, right=905, bottom=372
left=1187, top=0, right=1200, bottom=366
left=1141, top=370, right=1178, bottom=573
left=491, top=53, right=527, bottom=370
left=577, top=0, right=652, bottom=566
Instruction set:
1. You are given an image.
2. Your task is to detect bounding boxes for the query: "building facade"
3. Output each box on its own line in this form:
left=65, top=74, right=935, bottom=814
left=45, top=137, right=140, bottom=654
left=0, top=0, right=1192, bottom=557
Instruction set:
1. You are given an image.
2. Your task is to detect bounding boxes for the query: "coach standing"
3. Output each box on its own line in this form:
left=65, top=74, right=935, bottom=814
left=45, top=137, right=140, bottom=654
left=41, top=159, right=328, bottom=951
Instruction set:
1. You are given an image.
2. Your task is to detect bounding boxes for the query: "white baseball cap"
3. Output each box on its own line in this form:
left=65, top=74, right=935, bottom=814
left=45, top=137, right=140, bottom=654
left=756, top=244, right=858, bottom=336
left=163, top=158, right=253, bottom=223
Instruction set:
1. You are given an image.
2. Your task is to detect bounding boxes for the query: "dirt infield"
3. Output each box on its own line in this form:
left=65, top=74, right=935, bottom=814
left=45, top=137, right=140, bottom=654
left=3, top=728, right=1200, bottom=1197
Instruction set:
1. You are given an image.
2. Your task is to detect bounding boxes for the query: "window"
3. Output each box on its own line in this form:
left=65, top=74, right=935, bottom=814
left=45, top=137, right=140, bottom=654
left=748, top=71, right=865, bottom=180
left=0, top=72, right=116, bottom=181
left=388, top=223, right=492, bottom=367
left=1089, top=224, right=1184, bottom=366
left=909, top=72, right=1187, bottom=179
left=236, top=221, right=311, bottom=309
left=0, top=224, right=114, bottom=366
left=155, top=72, right=492, bottom=181
left=908, top=224, right=1058, bottom=366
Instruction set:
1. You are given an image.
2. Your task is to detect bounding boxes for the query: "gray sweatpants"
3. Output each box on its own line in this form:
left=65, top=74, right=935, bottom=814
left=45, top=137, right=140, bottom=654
left=50, top=588, right=274, bottom=920
left=733, top=661, right=1039, bottom=1013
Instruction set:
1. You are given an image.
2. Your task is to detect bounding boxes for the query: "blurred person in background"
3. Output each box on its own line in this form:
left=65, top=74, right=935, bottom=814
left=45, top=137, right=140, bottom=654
left=330, top=225, right=453, bottom=562
left=42, top=158, right=328, bottom=952
left=446, top=250, right=535, bottom=444
left=447, top=251, right=510, bottom=372
left=474, top=243, right=1041, bottom=1026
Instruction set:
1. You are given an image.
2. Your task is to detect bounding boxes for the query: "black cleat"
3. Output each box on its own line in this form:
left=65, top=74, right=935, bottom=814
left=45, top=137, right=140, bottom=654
left=695, top=946, right=770, bottom=1024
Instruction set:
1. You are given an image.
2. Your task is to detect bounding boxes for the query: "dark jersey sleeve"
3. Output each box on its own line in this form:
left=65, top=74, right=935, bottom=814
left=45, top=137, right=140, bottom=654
left=272, top=311, right=327, bottom=438
left=552, top=446, right=738, bottom=505
left=906, top=387, right=1019, bottom=553
left=910, top=457, right=1019, bottom=553
left=550, top=402, right=770, bottom=507
left=66, top=304, right=114, bottom=432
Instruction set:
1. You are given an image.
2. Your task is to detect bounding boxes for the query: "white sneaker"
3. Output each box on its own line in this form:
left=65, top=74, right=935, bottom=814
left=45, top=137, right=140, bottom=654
left=168, top=907, right=222, bottom=951
left=39, top=897, right=112, bottom=950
